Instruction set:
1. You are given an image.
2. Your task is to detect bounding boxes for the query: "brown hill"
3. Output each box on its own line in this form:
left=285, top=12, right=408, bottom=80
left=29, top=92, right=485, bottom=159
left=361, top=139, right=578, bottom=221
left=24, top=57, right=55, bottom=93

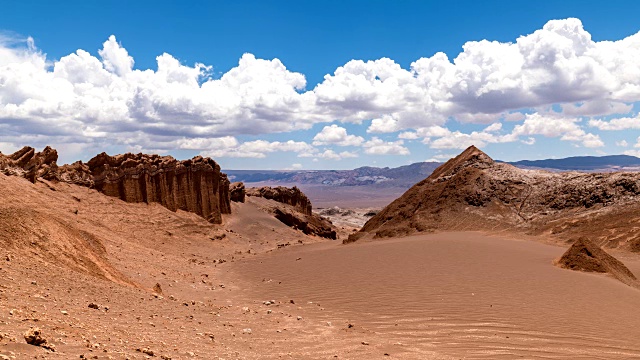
left=556, top=237, right=637, bottom=286
left=350, top=146, right=640, bottom=251
left=0, top=205, right=132, bottom=286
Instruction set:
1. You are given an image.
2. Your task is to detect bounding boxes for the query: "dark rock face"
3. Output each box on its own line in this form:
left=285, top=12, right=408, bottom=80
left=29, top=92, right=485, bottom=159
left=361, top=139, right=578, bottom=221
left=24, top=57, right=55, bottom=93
left=246, top=185, right=337, bottom=239
left=218, top=174, right=231, bottom=215
left=556, top=237, right=637, bottom=286
left=230, top=182, right=246, bottom=203
left=1, top=147, right=231, bottom=224
left=85, top=153, right=231, bottom=223
left=246, top=186, right=312, bottom=215
left=273, top=207, right=337, bottom=240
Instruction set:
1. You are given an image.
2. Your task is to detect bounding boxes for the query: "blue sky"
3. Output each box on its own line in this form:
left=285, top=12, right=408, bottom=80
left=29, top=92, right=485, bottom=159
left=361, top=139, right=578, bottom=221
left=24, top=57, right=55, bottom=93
left=1, top=1, right=640, bottom=169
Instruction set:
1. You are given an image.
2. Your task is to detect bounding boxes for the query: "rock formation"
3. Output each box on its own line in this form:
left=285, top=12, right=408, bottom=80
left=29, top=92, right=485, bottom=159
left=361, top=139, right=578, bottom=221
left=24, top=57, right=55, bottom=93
left=23, top=328, right=55, bottom=351
left=83, top=152, right=231, bottom=224
left=556, top=237, right=637, bottom=286
left=230, top=182, right=246, bottom=203
left=350, top=145, right=640, bottom=251
left=1, top=147, right=231, bottom=224
left=0, top=146, right=59, bottom=183
left=246, top=185, right=336, bottom=239
left=246, top=186, right=312, bottom=215
left=272, top=207, right=337, bottom=240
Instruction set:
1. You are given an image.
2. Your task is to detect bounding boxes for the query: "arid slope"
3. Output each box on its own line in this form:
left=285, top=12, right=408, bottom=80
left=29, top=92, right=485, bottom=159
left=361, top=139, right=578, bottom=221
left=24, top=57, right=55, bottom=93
left=0, top=172, right=360, bottom=359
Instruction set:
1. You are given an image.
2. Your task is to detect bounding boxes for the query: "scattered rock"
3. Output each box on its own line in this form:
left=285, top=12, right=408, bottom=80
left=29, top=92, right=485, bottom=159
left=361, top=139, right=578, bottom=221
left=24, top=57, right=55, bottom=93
left=153, top=282, right=163, bottom=294
left=136, top=348, right=155, bottom=356
left=23, top=328, right=55, bottom=351
left=88, top=303, right=100, bottom=309
left=210, top=231, right=226, bottom=241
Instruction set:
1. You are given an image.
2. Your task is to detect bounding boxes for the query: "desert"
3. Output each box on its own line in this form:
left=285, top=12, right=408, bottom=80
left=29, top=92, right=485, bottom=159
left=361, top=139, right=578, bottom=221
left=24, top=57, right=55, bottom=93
left=2, top=145, right=640, bottom=359
left=4, top=7, right=640, bottom=359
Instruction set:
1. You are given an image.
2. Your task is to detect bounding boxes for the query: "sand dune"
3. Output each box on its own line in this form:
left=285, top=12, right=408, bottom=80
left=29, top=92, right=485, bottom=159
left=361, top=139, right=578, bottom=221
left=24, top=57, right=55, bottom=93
left=230, top=232, right=640, bottom=359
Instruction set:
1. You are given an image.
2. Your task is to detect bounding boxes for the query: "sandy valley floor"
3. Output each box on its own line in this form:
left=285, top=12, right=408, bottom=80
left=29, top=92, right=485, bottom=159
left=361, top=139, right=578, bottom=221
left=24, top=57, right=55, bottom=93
left=2, top=175, right=640, bottom=359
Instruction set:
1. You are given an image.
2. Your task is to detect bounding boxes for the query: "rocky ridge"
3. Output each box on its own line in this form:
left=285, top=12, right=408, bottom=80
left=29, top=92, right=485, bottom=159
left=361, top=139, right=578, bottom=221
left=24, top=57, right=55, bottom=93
left=246, top=186, right=313, bottom=215
left=0, top=146, right=59, bottom=183
left=246, top=186, right=336, bottom=239
left=83, top=152, right=231, bottom=223
left=350, top=146, right=640, bottom=251
left=1, top=147, right=231, bottom=224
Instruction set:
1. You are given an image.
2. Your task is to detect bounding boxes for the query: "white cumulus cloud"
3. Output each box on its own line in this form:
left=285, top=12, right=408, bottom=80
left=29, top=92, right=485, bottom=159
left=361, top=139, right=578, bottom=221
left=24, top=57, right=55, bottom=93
left=1, top=17, right=640, bottom=161
left=589, top=115, right=640, bottom=130
left=314, top=149, right=359, bottom=160
left=363, top=137, right=410, bottom=155
left=201, top=139, right=314, bottom=158
left=312, top=124, right=364, bottom=146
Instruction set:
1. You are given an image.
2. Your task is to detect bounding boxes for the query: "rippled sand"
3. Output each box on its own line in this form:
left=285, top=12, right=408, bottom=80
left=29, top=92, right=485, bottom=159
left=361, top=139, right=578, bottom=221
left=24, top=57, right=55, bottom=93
left=231, top=232, right=640, bottom=359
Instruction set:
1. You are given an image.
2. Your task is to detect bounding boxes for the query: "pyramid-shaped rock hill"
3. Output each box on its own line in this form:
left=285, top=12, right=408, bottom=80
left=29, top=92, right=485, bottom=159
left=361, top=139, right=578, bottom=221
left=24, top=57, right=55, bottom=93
left=556, top=237, right=637, bottom=286
left=349, top=146, right=640, bottom=252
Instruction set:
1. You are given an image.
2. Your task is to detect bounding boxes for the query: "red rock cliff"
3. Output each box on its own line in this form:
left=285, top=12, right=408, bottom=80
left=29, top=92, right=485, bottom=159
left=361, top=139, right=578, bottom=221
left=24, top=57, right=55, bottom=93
left=86, top=152, right=230, bottom=223
left=1, top=147, right=231, bottom=224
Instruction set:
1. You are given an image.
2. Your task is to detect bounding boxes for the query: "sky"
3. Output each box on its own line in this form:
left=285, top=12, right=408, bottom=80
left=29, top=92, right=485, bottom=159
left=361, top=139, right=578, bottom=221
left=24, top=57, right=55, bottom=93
left=1, top=0, right=640, bottom=170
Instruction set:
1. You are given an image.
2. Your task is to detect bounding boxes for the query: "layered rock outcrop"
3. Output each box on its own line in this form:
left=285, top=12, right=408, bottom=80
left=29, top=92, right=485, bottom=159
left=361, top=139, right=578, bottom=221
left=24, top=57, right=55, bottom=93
left=1, top=147, right=231, bottom=224
left=0, top=146, right=59, bottom=183
left=350, top=145, right=640, bottom=251
left=84, top=152, right=231, bottom=223
left=246, top=186, right=312, bottom=215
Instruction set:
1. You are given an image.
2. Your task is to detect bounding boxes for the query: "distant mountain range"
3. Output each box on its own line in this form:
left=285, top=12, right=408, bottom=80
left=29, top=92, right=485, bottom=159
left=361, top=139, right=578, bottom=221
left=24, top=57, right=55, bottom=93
left=225, top=162, right=442, bottom=187
left=507, top=155, right=640, bottom=171
left=225, top=154, right=640, bottom=187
